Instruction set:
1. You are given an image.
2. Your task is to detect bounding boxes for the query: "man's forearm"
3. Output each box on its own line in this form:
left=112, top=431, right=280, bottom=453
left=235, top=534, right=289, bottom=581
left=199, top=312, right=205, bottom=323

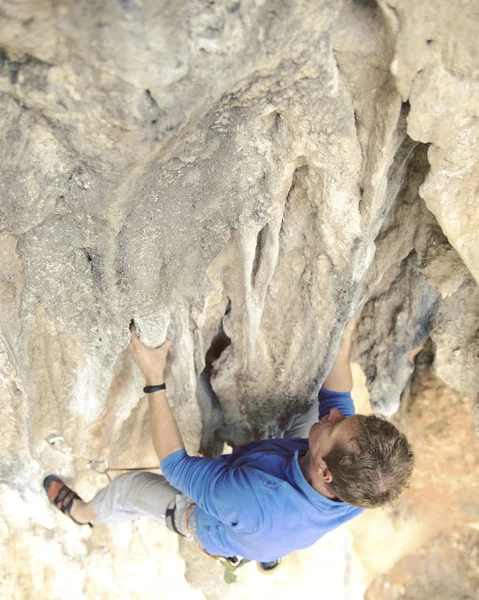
left=322, top=327, right=353, bottom=392
left=147, top=388, right=185, bottom=462
left=128, top=325, right=184, bottom=461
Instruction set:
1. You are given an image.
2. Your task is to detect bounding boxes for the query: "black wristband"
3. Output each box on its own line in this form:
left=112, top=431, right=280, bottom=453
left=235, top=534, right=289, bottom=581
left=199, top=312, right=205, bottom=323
left=143, top=383, right=166, bottom=394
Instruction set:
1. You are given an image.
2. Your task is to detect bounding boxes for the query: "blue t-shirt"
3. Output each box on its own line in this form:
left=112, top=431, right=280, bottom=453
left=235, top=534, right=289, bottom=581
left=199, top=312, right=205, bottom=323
left=161, top=388, right=364, bottom=561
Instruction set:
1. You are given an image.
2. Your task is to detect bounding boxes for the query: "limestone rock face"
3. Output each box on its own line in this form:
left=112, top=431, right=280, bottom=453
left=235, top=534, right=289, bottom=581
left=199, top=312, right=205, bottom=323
left=0, top=0, right=478, bottom=597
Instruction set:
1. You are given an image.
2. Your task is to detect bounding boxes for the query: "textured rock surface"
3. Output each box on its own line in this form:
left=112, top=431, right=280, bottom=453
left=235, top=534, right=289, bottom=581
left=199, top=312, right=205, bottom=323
left=0, top=0, right=478, bottom=597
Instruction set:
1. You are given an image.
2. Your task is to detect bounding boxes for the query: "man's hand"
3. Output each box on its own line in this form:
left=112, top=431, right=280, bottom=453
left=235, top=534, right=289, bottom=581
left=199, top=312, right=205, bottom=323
left=129, top=322, right=172, bottom=385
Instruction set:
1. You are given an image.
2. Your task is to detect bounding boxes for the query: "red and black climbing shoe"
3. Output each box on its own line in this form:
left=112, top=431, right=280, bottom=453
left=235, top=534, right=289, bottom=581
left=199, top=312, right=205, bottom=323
left=43, top=475, right=93, bottom=528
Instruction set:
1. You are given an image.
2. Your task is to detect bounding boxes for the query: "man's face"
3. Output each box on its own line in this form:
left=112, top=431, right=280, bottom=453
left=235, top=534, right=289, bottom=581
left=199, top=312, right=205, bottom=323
left=308, top=409, right=359, bottom=469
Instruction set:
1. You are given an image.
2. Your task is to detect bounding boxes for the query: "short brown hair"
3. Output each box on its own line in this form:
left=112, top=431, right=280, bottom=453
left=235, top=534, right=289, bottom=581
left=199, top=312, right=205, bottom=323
left=324, top=414, right=414, bottom=508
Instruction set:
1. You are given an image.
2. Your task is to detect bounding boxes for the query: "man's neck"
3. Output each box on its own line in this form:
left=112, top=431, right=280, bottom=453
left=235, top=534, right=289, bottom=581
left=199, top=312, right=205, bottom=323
left=298, top=452, right=338, bottom=501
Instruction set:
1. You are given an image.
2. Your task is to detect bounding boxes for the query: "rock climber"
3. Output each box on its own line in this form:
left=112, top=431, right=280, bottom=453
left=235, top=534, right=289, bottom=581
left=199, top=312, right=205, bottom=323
left=44, top=318, right=414, bottom=573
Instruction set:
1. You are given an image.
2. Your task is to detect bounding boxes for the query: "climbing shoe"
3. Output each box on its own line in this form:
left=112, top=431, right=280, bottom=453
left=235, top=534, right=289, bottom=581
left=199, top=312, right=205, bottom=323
left=43, top=475, right=93, bottom=528
left=257, top=558, right=282, bottom=574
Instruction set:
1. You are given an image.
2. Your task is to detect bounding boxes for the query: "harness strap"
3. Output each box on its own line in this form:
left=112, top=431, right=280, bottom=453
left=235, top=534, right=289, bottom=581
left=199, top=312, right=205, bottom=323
left=165, top=506, right=186, bottom=537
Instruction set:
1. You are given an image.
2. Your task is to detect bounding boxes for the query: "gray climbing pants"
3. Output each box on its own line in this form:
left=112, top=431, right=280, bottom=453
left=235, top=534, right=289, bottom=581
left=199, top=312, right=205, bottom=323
left=91, top=398, right=319, bottom=533
left=92, top=470, right=197, bottom=537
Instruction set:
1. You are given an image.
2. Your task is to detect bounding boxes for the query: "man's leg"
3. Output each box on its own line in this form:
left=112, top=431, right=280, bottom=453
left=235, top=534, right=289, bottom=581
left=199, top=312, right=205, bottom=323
left=71, top=471, right=178, bottom=526
left=282, top=398, right=319, bottom=439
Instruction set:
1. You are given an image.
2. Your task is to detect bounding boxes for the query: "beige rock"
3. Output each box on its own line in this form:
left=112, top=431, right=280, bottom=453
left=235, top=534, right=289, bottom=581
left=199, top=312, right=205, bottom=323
left=0, top=0, right=478, bottom=597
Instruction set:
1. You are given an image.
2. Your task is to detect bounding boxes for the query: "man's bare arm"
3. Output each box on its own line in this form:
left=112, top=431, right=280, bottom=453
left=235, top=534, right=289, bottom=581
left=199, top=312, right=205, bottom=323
left=322, top=319, right=355, bottom=393
left=129, top=324, right=185, bottom=462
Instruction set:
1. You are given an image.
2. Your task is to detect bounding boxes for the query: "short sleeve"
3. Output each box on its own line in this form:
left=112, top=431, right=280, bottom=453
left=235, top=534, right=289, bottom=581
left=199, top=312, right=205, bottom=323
left=161, top=449, right=264, bottom=533
left=317, top=388, right=355, bottom=419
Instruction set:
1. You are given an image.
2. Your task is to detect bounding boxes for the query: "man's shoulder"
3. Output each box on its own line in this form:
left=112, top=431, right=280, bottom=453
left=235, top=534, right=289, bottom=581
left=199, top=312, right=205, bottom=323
left=224, top=438, right=308, bottom=460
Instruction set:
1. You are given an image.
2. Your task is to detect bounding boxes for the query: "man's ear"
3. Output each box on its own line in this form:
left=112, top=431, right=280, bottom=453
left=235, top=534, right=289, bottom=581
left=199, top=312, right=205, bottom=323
left=317, top=460, right=333, bottom=483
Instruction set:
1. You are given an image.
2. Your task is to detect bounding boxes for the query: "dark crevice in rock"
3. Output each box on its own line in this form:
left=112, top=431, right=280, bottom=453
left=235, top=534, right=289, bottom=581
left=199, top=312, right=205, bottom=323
left=383, top=1, right=400, bottom=23
left=9, top=62, right=21, bottom=84
left=119, top=0, right=135, bottom=10
left=373, top=142, right=430, bottom=249
left=354, top=109, right=360, bottom=131
left=268, top=110, right=281, bottom=133
left=265, top=110, right=282, bottom=142
left=12, top=97, right=30, bottom=110
left=353, top=0, right=378, bottom=8
left=221, top=419, right=254, bottom=449
left=356, top=135, right=458, bottom=414
left=411, top=338, right=435, bottom=381
left=143, top=89, right=163, bottom=127
left=359, top=102, right=417, bottom=218
left=227, top=1, right=241, bottom=14
left=358, top=249, right=441, bottom=413
left=280, top=162, right=309, bottom=236
left=399, top=338, right=435, bottom=410
left=385, top=103, right=416, bottom=180
left=82, top=248, right=101, bottom=280
left=84, top=248, right=93, bottom=263
left=197, top=299, right=232, bottom=457
left=145, top=89, right=159, bottom=111
left=251, top=222, right=269, bottom=288
left=0, top=47, right=52, bottom=71
left=272, top=110, right=281, bottom=131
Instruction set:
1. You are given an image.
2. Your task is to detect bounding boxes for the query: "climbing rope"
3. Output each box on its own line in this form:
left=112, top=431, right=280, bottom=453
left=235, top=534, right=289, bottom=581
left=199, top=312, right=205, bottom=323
left=45, top=433, right=161, bottom=482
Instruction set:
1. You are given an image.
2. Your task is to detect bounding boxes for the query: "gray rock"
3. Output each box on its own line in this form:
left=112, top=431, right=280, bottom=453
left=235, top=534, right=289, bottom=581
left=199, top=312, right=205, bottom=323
left=0, top=0, right=478, bottom=596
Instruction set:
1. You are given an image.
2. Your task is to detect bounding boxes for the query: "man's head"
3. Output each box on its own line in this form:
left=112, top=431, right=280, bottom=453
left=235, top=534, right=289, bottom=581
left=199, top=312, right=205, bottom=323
left=307, top=409, right=414, bottom=508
